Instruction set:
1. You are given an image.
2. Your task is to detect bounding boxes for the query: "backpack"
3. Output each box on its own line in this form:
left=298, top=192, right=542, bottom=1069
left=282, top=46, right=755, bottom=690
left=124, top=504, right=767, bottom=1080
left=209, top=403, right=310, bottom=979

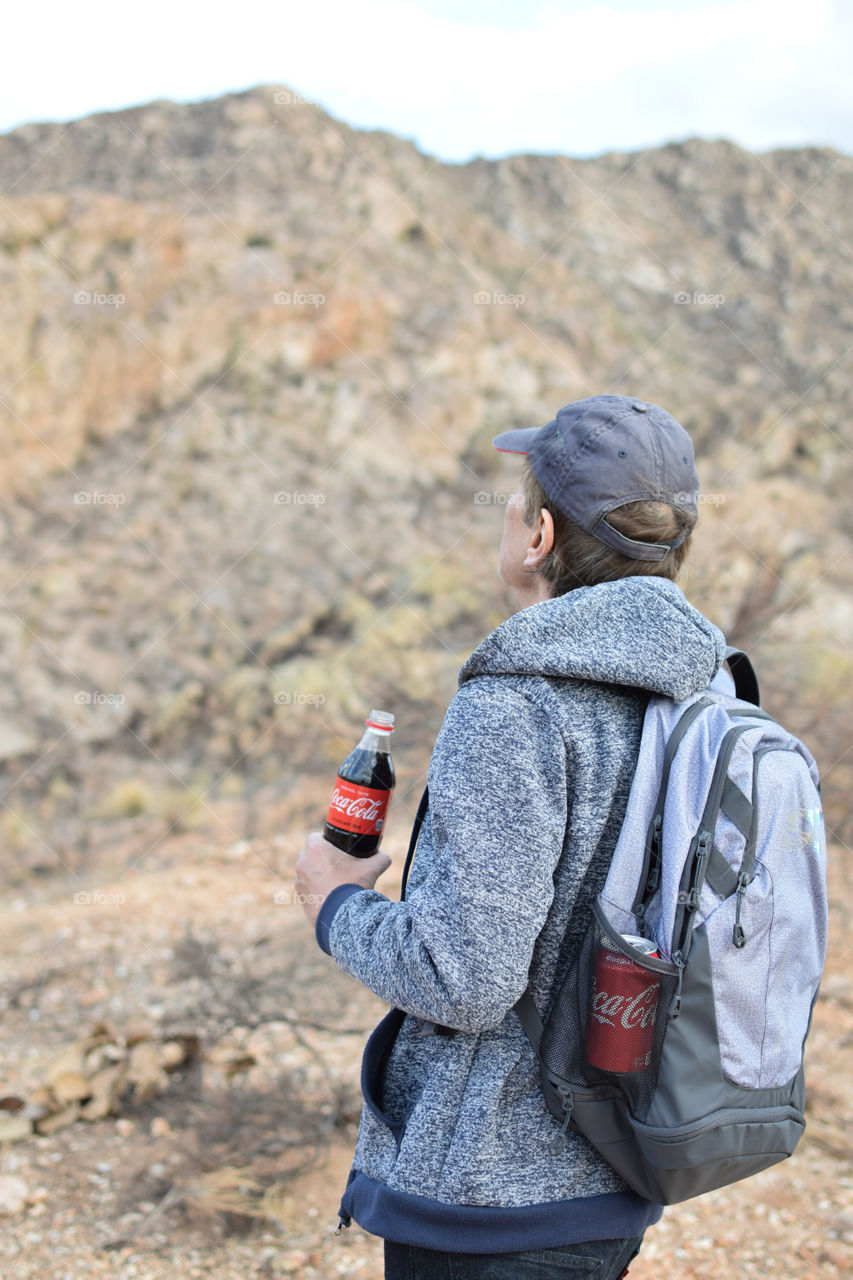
left=511, top=647, right=829, bottom=1204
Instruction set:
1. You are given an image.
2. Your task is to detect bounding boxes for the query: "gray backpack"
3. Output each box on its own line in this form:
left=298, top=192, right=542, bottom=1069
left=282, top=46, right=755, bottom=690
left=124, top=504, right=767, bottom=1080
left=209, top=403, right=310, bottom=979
left=513, top=648, right=828, bottom=1204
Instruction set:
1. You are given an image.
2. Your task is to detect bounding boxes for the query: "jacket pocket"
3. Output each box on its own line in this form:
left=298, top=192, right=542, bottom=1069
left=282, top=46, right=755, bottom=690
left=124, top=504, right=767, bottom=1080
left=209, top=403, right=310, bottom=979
left=361, top=1007, right=407, bottom=1147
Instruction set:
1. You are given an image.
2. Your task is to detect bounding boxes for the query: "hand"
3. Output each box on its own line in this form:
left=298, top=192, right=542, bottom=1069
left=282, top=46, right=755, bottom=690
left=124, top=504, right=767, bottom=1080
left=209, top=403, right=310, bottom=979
left=294, top=831, right=392, bottom=927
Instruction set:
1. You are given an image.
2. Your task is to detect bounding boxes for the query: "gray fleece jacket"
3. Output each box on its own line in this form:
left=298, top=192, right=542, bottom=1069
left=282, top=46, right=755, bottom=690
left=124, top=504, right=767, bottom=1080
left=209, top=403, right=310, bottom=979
left=316, top=576, right=726, bottom=1253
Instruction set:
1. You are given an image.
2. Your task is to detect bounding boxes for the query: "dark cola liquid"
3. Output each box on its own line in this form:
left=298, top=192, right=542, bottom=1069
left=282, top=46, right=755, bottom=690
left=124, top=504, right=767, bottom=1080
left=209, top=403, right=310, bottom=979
left=324, top=742, right=395, bottom=857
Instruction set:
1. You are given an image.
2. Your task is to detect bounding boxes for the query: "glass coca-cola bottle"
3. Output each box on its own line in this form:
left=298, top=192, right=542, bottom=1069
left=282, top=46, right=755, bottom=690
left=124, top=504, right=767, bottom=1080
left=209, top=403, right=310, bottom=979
left=323, top=710, right=395, bottom=857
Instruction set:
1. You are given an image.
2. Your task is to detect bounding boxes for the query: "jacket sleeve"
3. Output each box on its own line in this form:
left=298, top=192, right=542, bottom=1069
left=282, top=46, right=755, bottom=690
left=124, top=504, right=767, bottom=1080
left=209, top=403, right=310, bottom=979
left=315, top=682, right=568, bottom=1032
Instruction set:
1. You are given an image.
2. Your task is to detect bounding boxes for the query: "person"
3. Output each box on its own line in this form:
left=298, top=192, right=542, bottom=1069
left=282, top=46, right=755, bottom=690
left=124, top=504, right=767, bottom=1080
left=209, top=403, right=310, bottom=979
left=295, top=394, right=727, bottom=1280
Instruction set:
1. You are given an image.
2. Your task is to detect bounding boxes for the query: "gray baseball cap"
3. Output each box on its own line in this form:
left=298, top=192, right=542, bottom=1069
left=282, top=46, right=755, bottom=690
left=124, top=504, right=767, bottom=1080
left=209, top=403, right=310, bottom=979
left=492, top=394, right=699, bottom=562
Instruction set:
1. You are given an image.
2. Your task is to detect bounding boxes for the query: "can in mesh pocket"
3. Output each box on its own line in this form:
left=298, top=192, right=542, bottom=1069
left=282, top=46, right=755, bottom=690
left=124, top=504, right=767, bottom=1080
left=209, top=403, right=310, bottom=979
left=585, top=935, right=660, bottom=1074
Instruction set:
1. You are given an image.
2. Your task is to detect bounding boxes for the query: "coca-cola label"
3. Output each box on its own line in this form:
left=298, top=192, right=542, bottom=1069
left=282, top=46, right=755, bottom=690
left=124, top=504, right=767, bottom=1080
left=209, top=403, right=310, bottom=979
left=584, top=945, right=661, bottom=1074
left=590, top=975, right=659, bottom=1031
left=327, top=777, right=391, bottom=835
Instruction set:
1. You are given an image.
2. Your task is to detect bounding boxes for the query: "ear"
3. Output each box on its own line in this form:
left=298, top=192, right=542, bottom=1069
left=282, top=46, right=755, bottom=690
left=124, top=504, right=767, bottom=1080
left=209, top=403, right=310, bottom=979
left=523, top=507, right=555, bottom=570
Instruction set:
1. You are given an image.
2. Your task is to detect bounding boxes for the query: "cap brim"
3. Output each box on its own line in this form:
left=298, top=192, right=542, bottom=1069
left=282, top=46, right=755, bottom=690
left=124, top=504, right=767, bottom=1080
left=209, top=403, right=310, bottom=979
left=491, top=425, right=540, bottom=454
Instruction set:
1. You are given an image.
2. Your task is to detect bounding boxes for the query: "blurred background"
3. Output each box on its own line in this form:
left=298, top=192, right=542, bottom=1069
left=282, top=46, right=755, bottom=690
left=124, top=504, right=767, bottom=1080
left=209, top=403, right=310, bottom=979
left=0, top=3, right=851, bottom=1278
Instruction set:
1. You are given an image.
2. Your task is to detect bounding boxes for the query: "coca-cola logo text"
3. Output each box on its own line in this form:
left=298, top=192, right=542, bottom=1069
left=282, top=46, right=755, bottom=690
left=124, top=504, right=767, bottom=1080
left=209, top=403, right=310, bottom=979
left=329, top=787, right=383, bottom=822
left=590, top=978, right=659, bottom=1031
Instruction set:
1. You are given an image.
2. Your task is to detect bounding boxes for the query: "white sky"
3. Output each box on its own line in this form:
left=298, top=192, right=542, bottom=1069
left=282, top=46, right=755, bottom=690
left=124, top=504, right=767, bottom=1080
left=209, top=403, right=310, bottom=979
left=4, top=0, right=852, bottom=161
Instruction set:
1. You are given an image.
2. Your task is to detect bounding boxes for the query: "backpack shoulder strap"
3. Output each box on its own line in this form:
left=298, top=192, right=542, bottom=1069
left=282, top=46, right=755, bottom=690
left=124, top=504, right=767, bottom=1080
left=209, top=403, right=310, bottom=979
left=513, top=988, right=544, bottom=1053
left=723, top=646, right=761, bottom=706
left=400, top=785, right=429, bottom=902
left=400, top=786, right=459, bottom=1038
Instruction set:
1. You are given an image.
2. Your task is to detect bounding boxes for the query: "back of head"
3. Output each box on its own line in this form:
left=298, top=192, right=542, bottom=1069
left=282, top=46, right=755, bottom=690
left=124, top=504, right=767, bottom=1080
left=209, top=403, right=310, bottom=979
left=521, top=458, right=696, bottom=596
left=493, top=395, right=700, bottom=597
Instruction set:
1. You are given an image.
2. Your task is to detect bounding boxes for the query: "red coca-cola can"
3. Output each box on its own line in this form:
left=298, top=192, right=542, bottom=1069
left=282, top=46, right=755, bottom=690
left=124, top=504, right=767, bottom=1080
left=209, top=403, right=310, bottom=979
left=584, top=935, right=660, bottom=1074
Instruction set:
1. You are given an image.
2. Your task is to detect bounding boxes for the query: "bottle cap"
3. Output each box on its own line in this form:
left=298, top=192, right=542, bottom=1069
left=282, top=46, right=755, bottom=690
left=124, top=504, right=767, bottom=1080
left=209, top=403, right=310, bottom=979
left=366, top=709, right=395, bottom=731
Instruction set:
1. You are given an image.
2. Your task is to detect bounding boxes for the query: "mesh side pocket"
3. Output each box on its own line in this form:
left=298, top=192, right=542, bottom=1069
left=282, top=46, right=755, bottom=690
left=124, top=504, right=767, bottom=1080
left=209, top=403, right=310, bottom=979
left=541, top=897, right=679, bottom=1123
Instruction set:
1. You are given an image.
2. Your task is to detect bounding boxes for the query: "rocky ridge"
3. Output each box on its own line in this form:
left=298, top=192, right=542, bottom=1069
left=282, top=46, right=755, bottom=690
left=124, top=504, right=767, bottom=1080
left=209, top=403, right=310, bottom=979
left=0, top=83, right=850, bottom=870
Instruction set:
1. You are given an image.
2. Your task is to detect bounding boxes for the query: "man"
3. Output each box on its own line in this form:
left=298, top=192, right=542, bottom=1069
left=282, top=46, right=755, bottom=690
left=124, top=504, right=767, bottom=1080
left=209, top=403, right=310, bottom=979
left=296, top=395, right=726, bottom=1279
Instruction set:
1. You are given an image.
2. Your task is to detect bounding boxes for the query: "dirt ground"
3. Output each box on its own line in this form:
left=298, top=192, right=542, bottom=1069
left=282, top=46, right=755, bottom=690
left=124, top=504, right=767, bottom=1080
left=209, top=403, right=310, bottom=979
left=1, top=812, right=851, bottom=1280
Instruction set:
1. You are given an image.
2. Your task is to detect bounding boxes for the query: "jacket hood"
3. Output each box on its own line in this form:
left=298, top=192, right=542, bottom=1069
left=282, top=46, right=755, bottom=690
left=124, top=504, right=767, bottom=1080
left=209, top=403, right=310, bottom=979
left=458, top=577, right=726, bottom=702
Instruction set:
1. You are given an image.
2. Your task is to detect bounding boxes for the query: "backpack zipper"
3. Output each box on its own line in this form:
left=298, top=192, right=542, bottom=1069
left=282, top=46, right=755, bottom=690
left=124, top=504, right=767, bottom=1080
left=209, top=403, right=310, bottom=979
left=548, top=1085, right=574, bottom=1156
left=633, top=697, right=714, bottom=926
left=634, top=1103, right=803, bottom=1143
left=732, top=872, right=750, bottom=948
left=668, top=949, right=686, bottom=1019
left=729, top=745, right=804, bottom=949
left=671, top=725, right=753, bottom=961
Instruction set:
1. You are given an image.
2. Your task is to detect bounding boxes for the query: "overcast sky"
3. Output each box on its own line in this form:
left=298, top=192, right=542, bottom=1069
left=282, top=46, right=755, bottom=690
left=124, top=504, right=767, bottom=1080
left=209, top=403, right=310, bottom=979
left=5, top=0, right=851, bottom=161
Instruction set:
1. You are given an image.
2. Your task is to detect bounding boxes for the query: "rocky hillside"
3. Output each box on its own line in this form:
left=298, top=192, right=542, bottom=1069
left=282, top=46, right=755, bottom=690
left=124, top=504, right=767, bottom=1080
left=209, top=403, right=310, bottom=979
left=0, top=85, right=851, bottom=881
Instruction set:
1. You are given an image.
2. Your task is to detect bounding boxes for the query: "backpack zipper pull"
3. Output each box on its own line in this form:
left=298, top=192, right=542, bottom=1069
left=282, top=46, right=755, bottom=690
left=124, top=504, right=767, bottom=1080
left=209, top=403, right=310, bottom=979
left=548, top=1088, right=574, bottom=1156
left=647, top=815, right=663, bottom=894
left=732, top=873, right=749, bottom=948
left=668, top=950, right=686, bottom=1019
left=334, top=1212, right=351, bottom=1236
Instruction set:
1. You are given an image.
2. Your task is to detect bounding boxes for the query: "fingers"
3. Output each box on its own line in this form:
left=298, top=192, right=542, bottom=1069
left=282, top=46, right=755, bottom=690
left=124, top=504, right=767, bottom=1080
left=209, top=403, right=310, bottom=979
left=361, top=851, right=392, bottom=884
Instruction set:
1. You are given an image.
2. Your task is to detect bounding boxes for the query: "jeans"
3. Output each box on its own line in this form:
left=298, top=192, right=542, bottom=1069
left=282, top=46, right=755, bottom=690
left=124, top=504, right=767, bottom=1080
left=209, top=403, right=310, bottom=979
left=383, top=1234, right=645, bottom=1279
